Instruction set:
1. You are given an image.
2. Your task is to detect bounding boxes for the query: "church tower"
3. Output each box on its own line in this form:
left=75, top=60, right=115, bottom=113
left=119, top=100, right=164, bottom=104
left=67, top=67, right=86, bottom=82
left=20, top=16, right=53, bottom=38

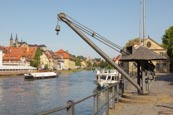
left=10, top=33, right=14, bottom=46
left=15, top=34, right=19, bottom=47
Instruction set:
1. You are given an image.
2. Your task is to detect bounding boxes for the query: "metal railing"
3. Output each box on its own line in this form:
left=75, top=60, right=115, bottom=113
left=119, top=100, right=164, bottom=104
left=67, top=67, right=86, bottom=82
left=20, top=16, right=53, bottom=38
left=35, top=82, right=119, bottom=115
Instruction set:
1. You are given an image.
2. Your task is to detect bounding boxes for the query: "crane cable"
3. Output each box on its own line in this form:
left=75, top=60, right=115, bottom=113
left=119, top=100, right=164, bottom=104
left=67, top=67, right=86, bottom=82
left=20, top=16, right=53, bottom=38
left=65, top=14, right=130, bottom=55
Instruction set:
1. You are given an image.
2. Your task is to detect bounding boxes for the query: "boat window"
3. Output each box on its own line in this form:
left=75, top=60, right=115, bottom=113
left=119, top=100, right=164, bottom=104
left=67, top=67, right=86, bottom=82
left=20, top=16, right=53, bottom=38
left=108, top=76, right=111, bottom=80
left=100, top=75, right=106, bottom=80
left=112, top=77, right=115, bottom=80
left=96, top=76, right=98, bottom=80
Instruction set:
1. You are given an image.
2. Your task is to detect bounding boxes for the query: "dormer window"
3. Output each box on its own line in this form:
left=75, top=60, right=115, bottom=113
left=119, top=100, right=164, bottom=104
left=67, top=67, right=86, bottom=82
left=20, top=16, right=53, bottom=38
left=147, top=41, right=151, bottom=48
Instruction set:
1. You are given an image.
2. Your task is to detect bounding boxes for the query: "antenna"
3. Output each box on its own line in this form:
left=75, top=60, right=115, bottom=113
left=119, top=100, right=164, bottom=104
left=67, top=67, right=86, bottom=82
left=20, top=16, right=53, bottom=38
left=142, top=0, right=146, bottom=46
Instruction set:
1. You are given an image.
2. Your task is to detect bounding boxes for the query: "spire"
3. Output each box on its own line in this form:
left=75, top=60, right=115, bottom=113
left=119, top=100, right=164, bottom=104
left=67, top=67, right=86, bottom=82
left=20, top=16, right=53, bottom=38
left=15, top=34, right=18, bottom=41
left=10, top=33, right=14, bottom=46
left=10, top=33, right=13, bottom=40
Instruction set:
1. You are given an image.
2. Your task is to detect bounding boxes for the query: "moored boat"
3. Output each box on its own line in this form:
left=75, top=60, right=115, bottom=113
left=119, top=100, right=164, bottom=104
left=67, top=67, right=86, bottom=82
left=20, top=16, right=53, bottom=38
left=24, top=72, right=58, bottom=80
left=95, top=69, right=121, bottom=88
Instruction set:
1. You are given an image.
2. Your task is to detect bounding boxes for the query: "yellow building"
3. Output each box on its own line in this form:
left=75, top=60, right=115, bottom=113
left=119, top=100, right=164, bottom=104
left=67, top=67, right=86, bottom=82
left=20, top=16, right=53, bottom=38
left=40, top=51, right=54, bottom=70
left=54, top=49, right=76, bottom=70
left=143, top=37, right=168, bottom=72
left=125, top=36, right=168, bottom=74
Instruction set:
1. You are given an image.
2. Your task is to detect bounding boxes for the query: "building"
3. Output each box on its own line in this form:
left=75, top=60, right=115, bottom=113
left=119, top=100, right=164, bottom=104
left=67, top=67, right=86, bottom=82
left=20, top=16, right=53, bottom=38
left=40, top=50, right=54, bottom=70
left=54, top=49, right=76, bottom=70
left=0, top=50, right=36, bottom=75
left=143, top=36, right=168, bottom=72
left=10, top=33, right=47, bottom=51
left=124, top=36, right=168, bottom=74
left=10, top=34, right=28, bottom=47
left=2, top=46, right=37, bottom=66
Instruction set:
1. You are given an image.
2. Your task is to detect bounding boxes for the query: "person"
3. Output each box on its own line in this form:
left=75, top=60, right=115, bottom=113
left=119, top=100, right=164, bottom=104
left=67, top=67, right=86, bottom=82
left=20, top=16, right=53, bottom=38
left=148, top=61, right=155, bottom=72
left=148, top=61, right=156, bottom=80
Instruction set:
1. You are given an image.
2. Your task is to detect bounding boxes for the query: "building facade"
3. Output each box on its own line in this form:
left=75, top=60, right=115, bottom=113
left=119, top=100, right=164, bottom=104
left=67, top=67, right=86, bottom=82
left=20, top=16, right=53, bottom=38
left=126, top=37, right=168, bottom=74
left=54, top=49, right=76, bottom=70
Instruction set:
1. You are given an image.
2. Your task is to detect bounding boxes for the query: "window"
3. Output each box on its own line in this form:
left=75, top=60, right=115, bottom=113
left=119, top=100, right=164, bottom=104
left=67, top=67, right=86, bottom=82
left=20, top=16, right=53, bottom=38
left=147, top=42, right=151, bottom=48
left=160, top=52, right=164, bottom=56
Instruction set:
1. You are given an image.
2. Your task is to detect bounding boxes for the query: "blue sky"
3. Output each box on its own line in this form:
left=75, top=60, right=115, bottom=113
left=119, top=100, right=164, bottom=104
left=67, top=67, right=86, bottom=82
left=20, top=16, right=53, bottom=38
left=0, top=0, right=173, bottom=58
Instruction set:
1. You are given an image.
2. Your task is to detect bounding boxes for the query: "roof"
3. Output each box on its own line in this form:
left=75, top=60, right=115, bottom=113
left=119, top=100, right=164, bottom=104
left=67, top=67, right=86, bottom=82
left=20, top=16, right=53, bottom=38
left=3, top=46, right=37, bottom=61
left=143, top=36, right=164, bottom=49
left=54, top=49, right=75, bottom=60
left=121, top=46, right=167, bottom=61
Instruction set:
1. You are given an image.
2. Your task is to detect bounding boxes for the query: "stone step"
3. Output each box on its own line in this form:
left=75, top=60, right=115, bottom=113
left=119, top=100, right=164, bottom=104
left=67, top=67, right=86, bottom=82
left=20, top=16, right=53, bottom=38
left=119, top=91, right=156, bottom=103
left=119, top=97, right=150, bottom=104
left=119, top=91, right=173, bottom=103
left=122, top=93, right=157, bottom=102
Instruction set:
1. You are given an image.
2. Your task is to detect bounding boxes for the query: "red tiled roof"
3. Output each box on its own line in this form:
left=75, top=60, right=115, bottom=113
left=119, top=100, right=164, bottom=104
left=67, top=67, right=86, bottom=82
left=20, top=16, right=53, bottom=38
left=2, top=46, right=37, bottom=61
left=54, top=49, right=75, bottom=60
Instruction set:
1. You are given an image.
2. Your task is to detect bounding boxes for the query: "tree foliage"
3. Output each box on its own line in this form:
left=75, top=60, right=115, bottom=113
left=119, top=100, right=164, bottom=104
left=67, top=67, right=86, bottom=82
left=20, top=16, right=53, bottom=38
left=99, top=60, right=113, bottom=69
left=125, top=37, right=140, bottom=47
left=162, top=26, right=173, bottom=58
left=30, top=47, right=42, bottom=68
left=75, top=56, right=86, bottom=66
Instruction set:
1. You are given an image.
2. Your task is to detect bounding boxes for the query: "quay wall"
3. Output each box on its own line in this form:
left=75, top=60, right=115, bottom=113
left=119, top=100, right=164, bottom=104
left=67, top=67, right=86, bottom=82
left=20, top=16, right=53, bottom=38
left=0, top=70, right=37, bottom=76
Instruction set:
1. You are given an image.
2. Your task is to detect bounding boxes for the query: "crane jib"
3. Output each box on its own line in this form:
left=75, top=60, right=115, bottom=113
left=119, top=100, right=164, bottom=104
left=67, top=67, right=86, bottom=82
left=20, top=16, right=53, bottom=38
left=57, top=12, right=142, bottom=94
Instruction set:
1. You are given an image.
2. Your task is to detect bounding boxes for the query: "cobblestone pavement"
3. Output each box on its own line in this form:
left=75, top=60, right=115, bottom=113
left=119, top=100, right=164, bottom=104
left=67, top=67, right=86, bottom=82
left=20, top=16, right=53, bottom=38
left=110, top=73, right=173, bottom=115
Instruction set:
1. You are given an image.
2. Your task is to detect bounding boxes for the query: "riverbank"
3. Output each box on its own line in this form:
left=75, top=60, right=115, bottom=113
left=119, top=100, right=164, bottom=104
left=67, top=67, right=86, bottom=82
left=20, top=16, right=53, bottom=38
left=56, top=69, right=84, bottom=74
left=110, top=73, right=173, bottom=115
left=0, top=68, right=87, bottom=76
left=0, top=70, right=31, bottom=76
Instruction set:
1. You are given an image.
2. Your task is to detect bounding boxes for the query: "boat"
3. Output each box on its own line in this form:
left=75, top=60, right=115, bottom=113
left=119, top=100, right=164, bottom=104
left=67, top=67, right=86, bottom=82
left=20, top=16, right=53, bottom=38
left=95, top=69, right=121, bottom=88
left=24, top=72, right=58, bottom=80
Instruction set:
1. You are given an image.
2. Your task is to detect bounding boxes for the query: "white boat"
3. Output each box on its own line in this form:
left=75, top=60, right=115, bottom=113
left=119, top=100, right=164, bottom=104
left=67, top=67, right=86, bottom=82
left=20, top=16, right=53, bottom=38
left=95, top=69, right=121, bottom=88
left=24, top=72, right=58, bottom=80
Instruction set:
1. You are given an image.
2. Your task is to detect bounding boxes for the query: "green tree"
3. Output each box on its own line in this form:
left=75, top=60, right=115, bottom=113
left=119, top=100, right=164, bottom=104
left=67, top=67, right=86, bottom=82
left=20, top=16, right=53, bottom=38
left=99, top=60, right=113, bottom=69
left=30, top=47, right=42, bottom=68
left=162, top=26, right=173, bottom=72
left=75, top=56, right=87, bottom=67
left=75, top=57, right=81, bottom=66
left=125, top=37, right=140, bottom=47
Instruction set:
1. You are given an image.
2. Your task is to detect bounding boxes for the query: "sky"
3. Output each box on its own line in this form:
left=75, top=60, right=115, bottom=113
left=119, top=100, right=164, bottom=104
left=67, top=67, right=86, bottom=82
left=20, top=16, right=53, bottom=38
left=0, top=0, right=173, bottom=58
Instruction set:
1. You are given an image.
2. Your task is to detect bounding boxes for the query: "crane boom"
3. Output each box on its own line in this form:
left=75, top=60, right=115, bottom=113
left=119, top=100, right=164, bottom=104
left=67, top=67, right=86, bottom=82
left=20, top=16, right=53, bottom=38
left=57, top=12, right=142, bottom=93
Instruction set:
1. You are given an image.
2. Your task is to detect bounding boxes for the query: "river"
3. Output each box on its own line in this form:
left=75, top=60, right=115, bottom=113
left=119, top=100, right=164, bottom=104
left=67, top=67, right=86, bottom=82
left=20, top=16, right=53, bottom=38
left=0, top=70, right=98, bottom=115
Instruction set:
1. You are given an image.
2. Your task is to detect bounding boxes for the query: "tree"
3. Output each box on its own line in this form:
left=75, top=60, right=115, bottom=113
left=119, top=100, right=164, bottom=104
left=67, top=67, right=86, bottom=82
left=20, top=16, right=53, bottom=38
left=30, top=47, right=42, bottom=68
left=125, top=38, right=140, bottom=47
left=99, top=60, right=113, bottom=69
left=162, top=26, right=173, bottom=57
left=75, top=56, right=86, bottom=67
left=75, top=58, right=81, bottom=66
left=162, top=26, right=173, bottom=72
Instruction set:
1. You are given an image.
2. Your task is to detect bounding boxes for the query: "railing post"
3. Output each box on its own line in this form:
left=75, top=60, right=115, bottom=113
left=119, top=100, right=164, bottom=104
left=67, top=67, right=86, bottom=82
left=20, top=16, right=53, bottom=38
left=105, top=88, right=109, bottom=115
left=116, top=83, right=119, bottom=102
left=67, top=100, right=75, bottom=115
left=93, top=91, right=98, bottom=115
left=111, top=84, right=115, bottom=109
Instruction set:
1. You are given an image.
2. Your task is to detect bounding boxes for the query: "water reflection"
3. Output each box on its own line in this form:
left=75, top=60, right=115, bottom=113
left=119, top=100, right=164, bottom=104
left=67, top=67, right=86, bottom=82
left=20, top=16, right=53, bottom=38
left=0, top=71, right=96, bottom=115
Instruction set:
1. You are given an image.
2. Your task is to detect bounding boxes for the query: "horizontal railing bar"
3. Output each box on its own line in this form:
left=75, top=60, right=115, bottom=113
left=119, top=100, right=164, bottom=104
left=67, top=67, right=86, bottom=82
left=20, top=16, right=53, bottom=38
left=35, top=82, right=119, bottom=115
left=35, top=105, right=70, bottom=115
left=75, top=94, right=94, bottom=105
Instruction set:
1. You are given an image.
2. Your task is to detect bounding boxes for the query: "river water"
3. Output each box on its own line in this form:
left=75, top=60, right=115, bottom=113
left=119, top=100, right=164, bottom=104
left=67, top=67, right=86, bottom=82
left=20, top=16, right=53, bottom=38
left=0, top=70, right=99, bottom=115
